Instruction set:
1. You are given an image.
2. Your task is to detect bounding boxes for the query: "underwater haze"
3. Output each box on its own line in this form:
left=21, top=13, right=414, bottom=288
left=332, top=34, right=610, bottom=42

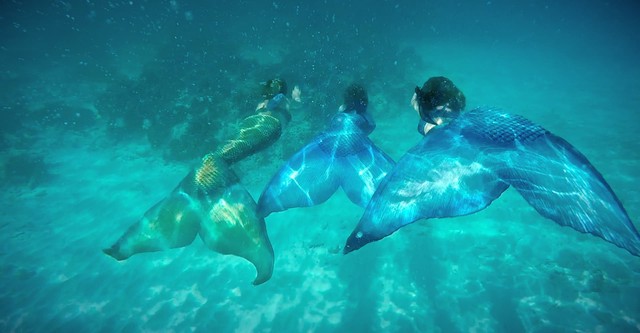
left=2, top=0, right=640, bottom=332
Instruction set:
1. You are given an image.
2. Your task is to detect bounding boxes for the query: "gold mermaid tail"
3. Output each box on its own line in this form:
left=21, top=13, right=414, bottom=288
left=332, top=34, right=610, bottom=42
left=104, top=154, right=274, bottom=285
left=216, top=113, right=282, bottom=164
left=198, top=181, right=274, bottom=285
left=102, top=191, right=201, bottom=261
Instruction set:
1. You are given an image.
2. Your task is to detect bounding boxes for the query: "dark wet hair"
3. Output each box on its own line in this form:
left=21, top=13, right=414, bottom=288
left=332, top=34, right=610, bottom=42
left=262, top=78, right=288, bottom=99
left=415, top=76, right=465, bottom=120
left=343, top=83, right=368, bottom=114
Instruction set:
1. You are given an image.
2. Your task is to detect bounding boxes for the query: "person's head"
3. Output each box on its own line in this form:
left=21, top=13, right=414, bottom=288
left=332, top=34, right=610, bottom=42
left=412, top=76, right=465, bottom=124
left=342, top=83, right=368, bottom=114
left=261, top=78, right=288, bottom=100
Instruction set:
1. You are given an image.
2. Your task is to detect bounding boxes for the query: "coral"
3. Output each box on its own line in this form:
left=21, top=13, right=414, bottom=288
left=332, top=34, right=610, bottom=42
left=90, top=17, right=425, bottom=163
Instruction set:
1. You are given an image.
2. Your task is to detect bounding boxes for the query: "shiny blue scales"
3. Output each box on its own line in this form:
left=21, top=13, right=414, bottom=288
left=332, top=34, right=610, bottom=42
left=345, top=108, right=640, bottom=256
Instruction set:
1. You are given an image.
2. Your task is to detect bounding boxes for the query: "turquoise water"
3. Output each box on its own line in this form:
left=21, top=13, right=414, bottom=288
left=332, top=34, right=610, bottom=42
left=2, top=1, right=639, bottom=332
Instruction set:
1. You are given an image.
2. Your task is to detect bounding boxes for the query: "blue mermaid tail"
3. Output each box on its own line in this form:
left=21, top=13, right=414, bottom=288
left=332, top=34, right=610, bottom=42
left=257, top=112, right=395, bottom=217
left=345, top=108, right=640, bottom=256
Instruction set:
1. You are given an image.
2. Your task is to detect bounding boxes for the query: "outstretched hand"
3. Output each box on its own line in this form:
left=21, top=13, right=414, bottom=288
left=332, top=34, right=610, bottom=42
left=292, top=85, right=301, bottom=103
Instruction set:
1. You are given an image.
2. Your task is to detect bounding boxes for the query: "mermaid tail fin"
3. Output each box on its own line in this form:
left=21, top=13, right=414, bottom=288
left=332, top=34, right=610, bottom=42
left=257, top=140, right=341, bottom=216
left=500, top=134, right=640, bottom=256
left=344, top=130, right=509, bottom=253
left=102, top=191, right=201, bottom=260
left=105, top=154, right=275, bottom=284
left=198, top=182, right=274, bottom=285
left=257, top=123, right=394, bottom=217
left=346, top=108, right=640, bottom=256
left=339, top=142, right=396, bottom=207
left=190, top=154, right=274, bottom=284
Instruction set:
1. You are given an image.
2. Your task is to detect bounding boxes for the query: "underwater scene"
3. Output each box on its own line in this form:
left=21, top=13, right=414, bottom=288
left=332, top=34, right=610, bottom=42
left=1, top=0, right=640, bottom=332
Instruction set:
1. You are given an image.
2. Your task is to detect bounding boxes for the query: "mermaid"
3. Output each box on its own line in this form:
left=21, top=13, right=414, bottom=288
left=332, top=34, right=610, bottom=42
left=344, top=76, right=640, bottom=257
left=103, top=79, right=299, bottom=285
left=257, top=83, right=394, bottom=218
